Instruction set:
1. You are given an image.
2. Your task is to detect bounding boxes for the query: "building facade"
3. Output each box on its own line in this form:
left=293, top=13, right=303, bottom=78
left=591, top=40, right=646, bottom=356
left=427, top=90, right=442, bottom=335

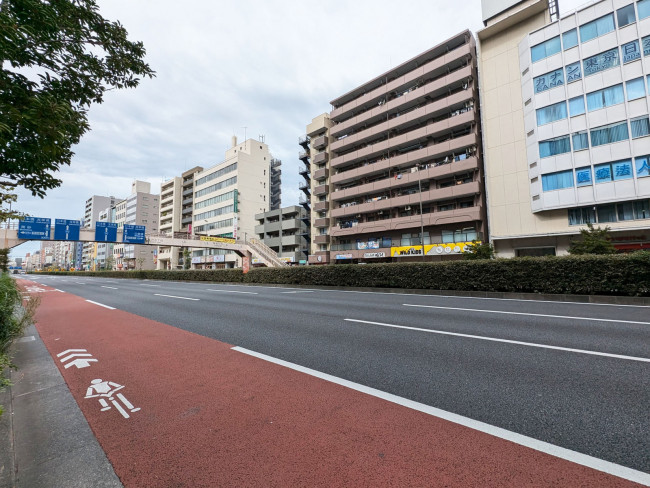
left=270, top=158, right=282, bottom=210
left=190, top=137, right=271, bottom=269
left=479, top=0, right=650, bottom=255
left=306, top=31, right=487, bottom=264
left=82, top=195, right=119, bottom=270
left=157, top=166, right=203, bottom=270
left=255, top=205, right=310, bottom=264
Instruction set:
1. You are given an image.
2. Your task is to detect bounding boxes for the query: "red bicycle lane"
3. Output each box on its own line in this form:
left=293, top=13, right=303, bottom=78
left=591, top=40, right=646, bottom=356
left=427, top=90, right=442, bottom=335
left=30, top=282, right=644, bottom=487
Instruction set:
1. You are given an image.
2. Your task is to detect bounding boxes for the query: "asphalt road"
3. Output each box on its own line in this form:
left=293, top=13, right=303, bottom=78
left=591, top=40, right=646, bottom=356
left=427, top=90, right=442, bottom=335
left=24, top=274, right=650, bottom=475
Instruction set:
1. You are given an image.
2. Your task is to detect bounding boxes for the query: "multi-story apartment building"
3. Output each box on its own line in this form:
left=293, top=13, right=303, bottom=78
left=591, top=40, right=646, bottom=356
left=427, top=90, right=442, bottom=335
left=270, top=158, right=282, bottom=210
left=190, top=137, right=271, bottom=269
left=255, top=205, right=310, bottom=264
left=157, top=166, right=203, bottom=270
left=306, top=31, right=486, bottom=264
left=82, top=195, right=119, bottom=269
left=112, top=180, right=159, bottom=270
left=478, top=0, right=650, bottom=255
left=52, top=241, right=76, bottom=269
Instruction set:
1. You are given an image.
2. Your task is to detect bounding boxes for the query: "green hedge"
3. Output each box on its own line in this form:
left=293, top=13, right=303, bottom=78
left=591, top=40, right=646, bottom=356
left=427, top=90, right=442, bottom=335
left=37, top=252, right=650, bottom=296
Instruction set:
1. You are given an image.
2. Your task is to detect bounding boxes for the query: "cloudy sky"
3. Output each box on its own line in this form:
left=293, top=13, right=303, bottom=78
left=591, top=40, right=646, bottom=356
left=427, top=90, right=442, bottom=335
left=9, top=0, right=588, bottom=257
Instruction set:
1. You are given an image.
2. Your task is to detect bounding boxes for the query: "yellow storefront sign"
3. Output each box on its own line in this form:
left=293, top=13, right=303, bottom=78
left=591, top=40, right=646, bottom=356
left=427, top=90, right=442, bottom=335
left=390, top=241, right=480, bottom=257
left=199, top=236, right=236, bottom=244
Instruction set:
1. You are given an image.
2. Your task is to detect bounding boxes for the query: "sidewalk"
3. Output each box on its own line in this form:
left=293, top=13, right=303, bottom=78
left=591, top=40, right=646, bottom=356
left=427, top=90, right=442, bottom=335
left=0, top=324, right=122, bottom=487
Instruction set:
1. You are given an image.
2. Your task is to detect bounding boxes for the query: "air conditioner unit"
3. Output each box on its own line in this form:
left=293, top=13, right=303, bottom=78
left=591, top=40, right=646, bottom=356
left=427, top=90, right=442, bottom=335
left=405, top=206, right=411, bottom=211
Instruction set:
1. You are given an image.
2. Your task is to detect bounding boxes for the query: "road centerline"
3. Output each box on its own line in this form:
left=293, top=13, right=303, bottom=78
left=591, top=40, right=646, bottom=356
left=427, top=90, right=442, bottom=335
left=403, top=303, right=650, bottom=325
left=345, top=319, right=650, bottom=363
left=154, top=293, right=200, bottom=301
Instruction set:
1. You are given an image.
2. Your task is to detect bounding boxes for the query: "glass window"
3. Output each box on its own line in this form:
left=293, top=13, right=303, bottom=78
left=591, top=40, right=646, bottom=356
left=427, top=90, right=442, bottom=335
left=539, top=136, right=571, bottom=158
left=612, top=160, right=633, bottom=180
left=536, top=101, right=567, bottom=125
left=640, top=0, right=650, bottom=19
left=531, top=36, right=561, bottom=62
left=622, top=40, right=641, bottom=63
left=643, top=36, right=650, bottom=56
left=598, top=204, right=617, bottom=222
left=565, top=61, right=582, bottom=82
left=533, top=69, right=565, bottom=93
left=617, top=202, right=635, bottom=221
left=542, top=170, right=574, bottom=191
left=569, top=96, right=586, bottom=116
left=595, top=163, right=613, bottom=183
left=586, top=84, right=624, bottom=111
left=583, top=48, right=620, bottom=76
left=636, top=156, right=650, bottom=177
left=573, top=131, right=589, bottom=150
left=569, top=207, right=596, bottom=225
left=590, top=121, right=629, bottom=146
left=626, top=77, right=646, bottom=100
left=634, top=200, right=650, bottom=219
left=562, top=29, right=578, bottom=49
left=631, top=116, right=650, bottom=138
left=580, top=14, right=615, bottom=42
left=617, top=4, right=636, bottom=27
left=575, top=167, right=593, bottom=186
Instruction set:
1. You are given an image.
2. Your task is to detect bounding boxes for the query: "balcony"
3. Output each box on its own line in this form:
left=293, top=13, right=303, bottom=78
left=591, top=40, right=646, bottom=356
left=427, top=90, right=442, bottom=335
left=182, top=188, right=193, bottom=197
left=299, top=164, right=310, bottom=176
left=299, top=150, right=310, bottom=161
left=314, top=218, right=329, bottom=228
left=182, top=216, right=192, bottom=225
left=182, top=207, right=192, bottom=215
left=313, top=135, right=328, bottom=149
left=314, top=184, right=328, bottom=196
left=314, top=235, right=330, bottom=244
left=313, top=201, right=329, bottom=212
left=313, top=152, right=328, bottom=165
left=313, top=167, right=329, bottom=180
left=299, top=180, right=310, bottom=191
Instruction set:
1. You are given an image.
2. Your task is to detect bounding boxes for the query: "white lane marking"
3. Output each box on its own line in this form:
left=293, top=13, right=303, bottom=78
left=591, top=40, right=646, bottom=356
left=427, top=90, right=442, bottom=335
left=139, top=284, right=161, bottom=287
left=101, top=286, right=118, bottom=290
left=403, top=303, right=650, bottom=326
left=430, top=294, right=650, bottom=308
left=85, top=300, right=115, bottom=310
left=232, top=346, right=650, bottom=486
left=74, top=282, right=86, bottom=285
left=281, top=291, right=314, bottom=294
left=345, top=319, right=649, bottom=363
left=206, top=289, right=258, bottom=295
left=54, top=289, right=64, bottom=293
left=154, top=293, right=200, bottom=301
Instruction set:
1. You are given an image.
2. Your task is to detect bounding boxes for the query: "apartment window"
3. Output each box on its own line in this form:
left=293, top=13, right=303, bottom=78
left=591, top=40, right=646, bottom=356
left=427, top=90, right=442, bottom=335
left=542, top=170, right=573, bottom=191
left=618, top=202, right=635, bottom=221
left=569, top=96, right=586, bottom=116
left=635, top=200, right=650, bottom=218
left=583, top=48, right=620, bottom=77
left=617, top=4, right=637, bottom=26
left=636, top=155, right=650, bottom=177
left=613, top=160, right=634, bottom=180
left=531, top=36, right=561, bottom=62
left=631, top=116, right=650, bottom=138
left=534, top=68, right=564, bottom=93
left=536, top=101, right=567, bottom=125
left=587, top=84, right=624, bottom=111
left=539, top=135, right=571, bottom=158
left=575, top=167, right=592, bottom=186
left=562, top=29, right=578, bottom=49
left=622, top=40, right=641, bottom=63
left=590, top=121, right=629, bottom=146
left=565, top=61, right=582, bottom=82
left=626, top=77, right=646, bottom=100
left=640, top=0, right=650, bottom=19
left=572, top=131, right=589, bottom=151
left=598, top=204, right=617, bottom=222
left=580, top=14, right=615, bottom=43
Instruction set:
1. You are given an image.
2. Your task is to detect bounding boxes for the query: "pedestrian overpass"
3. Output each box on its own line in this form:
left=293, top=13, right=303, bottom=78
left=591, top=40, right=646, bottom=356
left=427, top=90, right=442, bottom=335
left=2, top=226, right=287, bottom=268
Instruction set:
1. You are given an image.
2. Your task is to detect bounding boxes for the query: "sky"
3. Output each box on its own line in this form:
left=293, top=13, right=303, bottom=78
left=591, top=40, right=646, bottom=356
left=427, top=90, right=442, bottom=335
left=8, top=0, right=588, bottom=257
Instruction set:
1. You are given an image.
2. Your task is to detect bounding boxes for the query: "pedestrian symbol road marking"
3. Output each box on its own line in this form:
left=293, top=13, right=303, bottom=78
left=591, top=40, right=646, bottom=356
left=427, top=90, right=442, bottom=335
left=57, top=348, right=98, bottom=369
left=85, top=379, right=140, bottom=419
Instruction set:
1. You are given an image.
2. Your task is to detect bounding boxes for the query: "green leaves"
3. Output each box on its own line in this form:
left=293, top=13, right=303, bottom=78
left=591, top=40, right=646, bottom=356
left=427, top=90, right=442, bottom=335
left=568, top=223, right=617, bottom=255
left=0, top=0, right=155, bottom=197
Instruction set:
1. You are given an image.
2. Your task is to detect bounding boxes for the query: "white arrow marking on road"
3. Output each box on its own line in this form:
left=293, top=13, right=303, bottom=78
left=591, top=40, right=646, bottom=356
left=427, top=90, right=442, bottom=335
left=64, top=358, right=98, bottom=369
left=57, top=349, right=89, bottom=357
left=57, top=349, right=99, bottom=369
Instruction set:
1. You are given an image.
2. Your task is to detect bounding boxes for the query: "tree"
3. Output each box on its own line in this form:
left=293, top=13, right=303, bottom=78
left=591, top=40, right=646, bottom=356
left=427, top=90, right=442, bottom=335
left=0, top=0, right=155, bottom=198
left=136, top=256, right=145, bottom=270
left=103, top=254, right=114, bottom=271
left=463, top=240, right=495, bottom=260
left=568, top=222, right=617, bottom=255
left=182, top=248, right=191, bottom=270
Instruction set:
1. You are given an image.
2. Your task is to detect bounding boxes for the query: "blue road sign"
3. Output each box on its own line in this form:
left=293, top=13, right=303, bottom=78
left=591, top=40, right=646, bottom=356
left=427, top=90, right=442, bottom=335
left=18, top=217, right=51, bottom=240
left=54, top=219, right=81, bottom=241
left=95, top=222, right=118, bottom=242
left=123, top=224, right=146, bottom=244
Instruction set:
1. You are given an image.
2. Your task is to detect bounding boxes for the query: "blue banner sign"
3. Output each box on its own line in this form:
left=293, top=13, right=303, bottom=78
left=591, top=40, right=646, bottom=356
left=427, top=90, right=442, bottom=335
left=95, top=222, right=118, bottom=242
left=54, top=219, right=81, bottom=241
left=123, top=224, right=146, bottom=244
left=18, top=217, right=51, bottom=240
